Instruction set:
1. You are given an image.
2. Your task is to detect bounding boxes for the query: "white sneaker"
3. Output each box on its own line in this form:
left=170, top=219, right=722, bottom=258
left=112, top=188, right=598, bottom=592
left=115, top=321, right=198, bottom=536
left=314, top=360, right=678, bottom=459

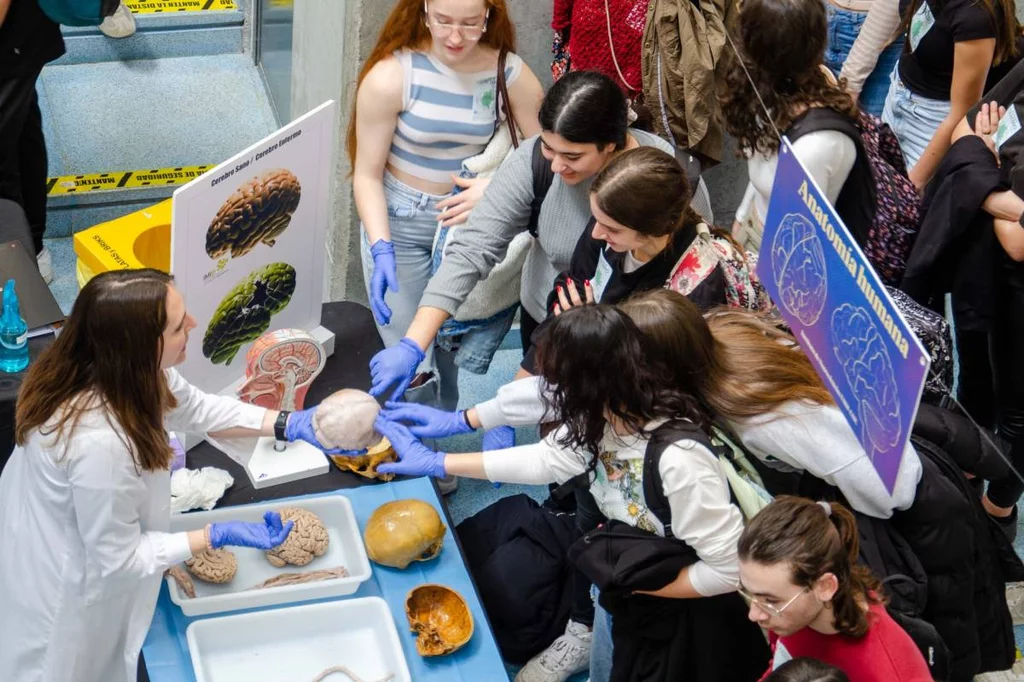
left=36, top=246, right=52, bottom=284
left=515, top=620, right=592, bottom=682
left=99, top=2, right=136, bottom=39
left=1006, top=582, right=1024, bottom=625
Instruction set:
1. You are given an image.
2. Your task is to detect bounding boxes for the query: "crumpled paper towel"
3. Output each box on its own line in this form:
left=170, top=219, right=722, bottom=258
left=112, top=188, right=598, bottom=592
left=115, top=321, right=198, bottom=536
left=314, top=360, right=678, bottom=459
left=170, top=467, right=234, bottom=513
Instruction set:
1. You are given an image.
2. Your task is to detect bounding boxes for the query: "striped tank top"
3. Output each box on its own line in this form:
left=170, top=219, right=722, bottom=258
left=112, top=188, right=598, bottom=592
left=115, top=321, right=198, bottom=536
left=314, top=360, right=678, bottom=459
left=388, top=49, right=524, bottom=185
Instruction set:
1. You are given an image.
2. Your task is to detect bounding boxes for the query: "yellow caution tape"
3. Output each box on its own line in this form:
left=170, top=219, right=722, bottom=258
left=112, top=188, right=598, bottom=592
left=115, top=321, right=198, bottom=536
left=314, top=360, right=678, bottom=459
left=125, top=0, right=236, bottom=14
left=47, top=165, right=213, bottom=196
left=268, top=0, right=293, bottom=7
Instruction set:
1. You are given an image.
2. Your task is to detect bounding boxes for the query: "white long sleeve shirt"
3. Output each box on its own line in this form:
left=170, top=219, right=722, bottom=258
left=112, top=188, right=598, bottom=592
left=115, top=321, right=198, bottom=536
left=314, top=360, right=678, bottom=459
left=0, top=369, right=266, bottom=682
left=476, top=378, right=921, bottom=519
left=482, top=423, right=744, bottom=597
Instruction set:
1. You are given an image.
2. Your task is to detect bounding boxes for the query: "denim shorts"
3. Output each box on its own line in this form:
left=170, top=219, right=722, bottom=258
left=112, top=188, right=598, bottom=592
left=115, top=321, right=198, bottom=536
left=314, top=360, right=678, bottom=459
left=881, top=68, right=952, bottom=170
left=824, top=3, right=903, bottom=118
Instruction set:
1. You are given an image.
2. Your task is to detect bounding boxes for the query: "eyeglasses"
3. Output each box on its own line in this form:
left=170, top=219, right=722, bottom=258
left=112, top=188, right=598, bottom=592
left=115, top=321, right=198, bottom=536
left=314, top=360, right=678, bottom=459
left=424, top=3, right=489, bottom=39
left=737, top=586, right=811, bottom=618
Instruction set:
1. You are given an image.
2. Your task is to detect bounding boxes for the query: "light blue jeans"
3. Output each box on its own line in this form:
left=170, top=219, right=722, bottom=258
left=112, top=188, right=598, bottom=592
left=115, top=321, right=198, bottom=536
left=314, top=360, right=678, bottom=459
left=360, top=171, right=459, bottom=411
left=881, top=68, right=952, bottom=170
left=824, top=4, right=903, bottom=118
left=589, top=591, right=614, bottom=682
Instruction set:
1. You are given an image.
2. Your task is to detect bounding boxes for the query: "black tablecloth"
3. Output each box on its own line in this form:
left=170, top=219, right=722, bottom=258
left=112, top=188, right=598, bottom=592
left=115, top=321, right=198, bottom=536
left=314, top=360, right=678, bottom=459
left=0, top=332, right=56, bottom=471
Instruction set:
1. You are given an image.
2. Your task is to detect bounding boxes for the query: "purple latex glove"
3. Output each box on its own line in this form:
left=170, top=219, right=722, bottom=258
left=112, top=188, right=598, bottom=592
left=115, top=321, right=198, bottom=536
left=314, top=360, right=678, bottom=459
left=374, top=415, right=447, bottom=478
left=382, top=401, right=473, bottom=438
left=369, top=337, right=425, bottom=400
left=284, top=408, right=367, bottom=455
left=209, top=511, right=294, bottom=550
left=482, top=425, right=515, bottom=451
left=369, top=239, right=399, bottom=325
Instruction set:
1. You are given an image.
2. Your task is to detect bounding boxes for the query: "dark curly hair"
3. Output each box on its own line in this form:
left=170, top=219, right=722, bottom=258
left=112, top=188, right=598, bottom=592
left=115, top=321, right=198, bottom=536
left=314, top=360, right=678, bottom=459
left=534, top=304, right=710, bottom=467
left=720, top=0, right=858, bottom=155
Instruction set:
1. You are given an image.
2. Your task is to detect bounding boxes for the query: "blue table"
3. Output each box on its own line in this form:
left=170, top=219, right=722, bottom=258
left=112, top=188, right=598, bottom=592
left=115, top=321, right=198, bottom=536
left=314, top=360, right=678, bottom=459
left=142, top=478, right=508, bottom=682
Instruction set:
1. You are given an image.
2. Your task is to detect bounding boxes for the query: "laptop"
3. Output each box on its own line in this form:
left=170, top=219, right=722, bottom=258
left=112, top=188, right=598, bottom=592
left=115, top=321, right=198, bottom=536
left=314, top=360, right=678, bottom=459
left=0, top=240, right=64, bottom=335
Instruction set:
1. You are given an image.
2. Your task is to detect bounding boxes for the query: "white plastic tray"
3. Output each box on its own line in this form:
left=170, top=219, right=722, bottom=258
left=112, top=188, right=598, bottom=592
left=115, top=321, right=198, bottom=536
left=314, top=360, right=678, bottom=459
left=186, top=597, right=411, bottom=682
left=167, top=496, right=371, bottom=616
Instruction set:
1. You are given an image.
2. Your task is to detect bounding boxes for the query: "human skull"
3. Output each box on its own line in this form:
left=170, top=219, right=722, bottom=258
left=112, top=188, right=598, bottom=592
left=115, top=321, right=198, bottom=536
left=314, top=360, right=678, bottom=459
left=405, top=584, right=474, bottom=656
left=265, top=507, right=329, bottom=568
left=329, top=437, right=397, bottom=481
left=312, top=389, right=382, bottom=451
left=363, top=499, right=446, bottom=569
left=184, top=548, right=237, bottom=584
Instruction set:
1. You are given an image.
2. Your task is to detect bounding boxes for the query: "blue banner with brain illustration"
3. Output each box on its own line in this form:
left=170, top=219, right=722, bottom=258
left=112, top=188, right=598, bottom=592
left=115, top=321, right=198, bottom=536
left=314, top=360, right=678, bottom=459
left=757, top=140, right=930, bottom=493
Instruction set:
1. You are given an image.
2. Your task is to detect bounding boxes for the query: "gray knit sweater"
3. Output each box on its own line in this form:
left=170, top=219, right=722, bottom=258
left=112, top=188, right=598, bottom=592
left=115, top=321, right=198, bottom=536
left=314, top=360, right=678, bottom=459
left=418, top=131, right=674, bottom=322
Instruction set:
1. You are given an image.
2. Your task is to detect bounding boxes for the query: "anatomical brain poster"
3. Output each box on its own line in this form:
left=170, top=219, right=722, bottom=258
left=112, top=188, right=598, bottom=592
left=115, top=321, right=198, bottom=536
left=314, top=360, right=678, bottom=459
left=172, top=100, right=336, bottom=395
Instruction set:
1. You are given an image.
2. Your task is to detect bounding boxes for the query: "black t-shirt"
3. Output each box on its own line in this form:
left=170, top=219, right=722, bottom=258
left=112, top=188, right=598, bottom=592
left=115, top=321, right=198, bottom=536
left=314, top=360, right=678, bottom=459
left=968, top=58, right=1024, bottom=194
left=0, top=0, right=65, bottom=77
left=898, top=0, right=999, bottom=100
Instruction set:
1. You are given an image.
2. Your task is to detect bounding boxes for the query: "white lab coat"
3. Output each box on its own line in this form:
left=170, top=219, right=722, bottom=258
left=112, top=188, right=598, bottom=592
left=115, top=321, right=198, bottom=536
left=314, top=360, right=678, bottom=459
left=0, top=369, right=265, bottom=682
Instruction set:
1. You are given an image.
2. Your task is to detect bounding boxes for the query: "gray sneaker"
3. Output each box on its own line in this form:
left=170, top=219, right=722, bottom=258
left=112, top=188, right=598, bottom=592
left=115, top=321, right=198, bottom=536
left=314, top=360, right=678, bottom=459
left=1006, top=582, right=1024, bottom=626
left=515, top=620, right=592, bottom=682
left=437, top=474, right=458, bottom=496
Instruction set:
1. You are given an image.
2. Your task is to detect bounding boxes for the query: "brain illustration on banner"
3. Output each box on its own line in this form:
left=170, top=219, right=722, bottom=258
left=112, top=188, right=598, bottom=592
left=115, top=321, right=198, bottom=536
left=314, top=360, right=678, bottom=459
left=831, top=303, right=902, bottom=458
left=770, top=212, right=828, bottom=325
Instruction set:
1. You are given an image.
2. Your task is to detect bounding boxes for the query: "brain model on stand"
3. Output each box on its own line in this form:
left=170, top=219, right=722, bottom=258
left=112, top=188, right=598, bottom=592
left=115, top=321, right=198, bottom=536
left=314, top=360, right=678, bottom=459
left=831, top=304, right=902, bottom=456
left=206, top=169, right=301, bottom=259
left=184, top=548, right=238, bottom=584
left=363, top=499, right=446, bottom=569
left=770, top=213, right=828, bottom=326
left=265, top=507, right=329, bottom=568
left=330, top=436, right=398, bottom=481
left=313, top=389, right=382, bottom=451
left=203, top=262, right=297, bottom=365
left=405, top=584, right=474, bottom=656
left=236, top=329, right=326, bottom=411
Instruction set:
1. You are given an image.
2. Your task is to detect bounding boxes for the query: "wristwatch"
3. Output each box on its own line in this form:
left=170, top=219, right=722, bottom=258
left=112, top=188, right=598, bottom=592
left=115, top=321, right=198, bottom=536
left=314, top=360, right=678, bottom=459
left=274, top=411, right=291, bottom=442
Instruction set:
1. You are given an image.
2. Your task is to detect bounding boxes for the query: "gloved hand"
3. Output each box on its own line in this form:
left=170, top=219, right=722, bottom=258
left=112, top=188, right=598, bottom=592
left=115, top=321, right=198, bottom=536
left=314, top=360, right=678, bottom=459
left=369, top=239, right=399, bottom=325
left=482, top=425, right=516, bottom=451
left=374, top=415, right=447, bottom=478
left=369, top=338, right=425, bottom=400
left=382, top=401, right=474, bottom=438
left=284, top=408, right=367, bottom=456
left=209, top=511, right=294, bottom=550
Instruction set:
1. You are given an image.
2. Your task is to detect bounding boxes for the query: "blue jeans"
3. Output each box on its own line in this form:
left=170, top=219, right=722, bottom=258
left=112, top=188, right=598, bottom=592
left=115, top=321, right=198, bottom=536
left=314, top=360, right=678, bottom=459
left=360, top=171, right=459, bottom=410
left=881, top=68, right=952, bottom=171
left=589, top=590, right=614, bottom=682
left=824, top=4, right=903, bottom=118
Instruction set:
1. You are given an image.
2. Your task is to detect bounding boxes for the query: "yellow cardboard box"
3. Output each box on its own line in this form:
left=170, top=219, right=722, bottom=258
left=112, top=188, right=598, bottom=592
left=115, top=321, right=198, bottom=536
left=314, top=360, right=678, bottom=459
left=73, top=199, right=171, bottom=288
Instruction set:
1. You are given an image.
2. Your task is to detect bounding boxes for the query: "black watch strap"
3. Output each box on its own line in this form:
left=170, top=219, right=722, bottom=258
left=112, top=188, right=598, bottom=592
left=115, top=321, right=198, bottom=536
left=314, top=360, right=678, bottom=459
left=274, top=411, right=291, bottom=441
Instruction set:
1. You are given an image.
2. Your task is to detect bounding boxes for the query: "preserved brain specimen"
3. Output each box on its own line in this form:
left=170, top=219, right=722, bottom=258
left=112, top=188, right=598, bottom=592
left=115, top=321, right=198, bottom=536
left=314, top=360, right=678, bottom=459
left=206, top=169, right=301, bottom=259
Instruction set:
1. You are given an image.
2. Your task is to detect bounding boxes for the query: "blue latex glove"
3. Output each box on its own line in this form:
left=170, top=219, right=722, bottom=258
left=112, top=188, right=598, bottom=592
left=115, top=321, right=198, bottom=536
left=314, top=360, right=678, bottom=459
left=284, top=408, right=367, bottom=456
left=382, top=400, right=474, bottom=438
left=209, top=511, right=294, bottom=550
left=482, top=425, right=516, bottom=451
left=374, top=415, right=447, bottom=478
left=369, top=239, right=399, bottom=325
left=369, top=337, right=425, bottom=400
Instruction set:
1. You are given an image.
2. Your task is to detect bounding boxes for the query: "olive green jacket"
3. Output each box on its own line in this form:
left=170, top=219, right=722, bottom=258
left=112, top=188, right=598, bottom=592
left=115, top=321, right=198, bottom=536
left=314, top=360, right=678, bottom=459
left=641, top=0, right=737, bottom=162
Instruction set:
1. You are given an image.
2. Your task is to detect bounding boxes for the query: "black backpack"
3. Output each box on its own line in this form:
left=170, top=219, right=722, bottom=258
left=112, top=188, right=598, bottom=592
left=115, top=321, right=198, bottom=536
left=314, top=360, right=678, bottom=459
left=527, top=140, right=555, bottom=238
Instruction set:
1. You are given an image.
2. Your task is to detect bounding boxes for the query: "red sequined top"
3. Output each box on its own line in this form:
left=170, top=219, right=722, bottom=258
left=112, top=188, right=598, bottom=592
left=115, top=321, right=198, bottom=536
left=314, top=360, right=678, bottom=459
left=552, top=0, right=650, bottom=93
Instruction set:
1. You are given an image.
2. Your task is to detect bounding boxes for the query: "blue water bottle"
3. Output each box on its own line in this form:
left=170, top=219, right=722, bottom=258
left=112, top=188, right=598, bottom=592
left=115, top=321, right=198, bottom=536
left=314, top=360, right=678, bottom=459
left=0, top=279, right=29, bottom=373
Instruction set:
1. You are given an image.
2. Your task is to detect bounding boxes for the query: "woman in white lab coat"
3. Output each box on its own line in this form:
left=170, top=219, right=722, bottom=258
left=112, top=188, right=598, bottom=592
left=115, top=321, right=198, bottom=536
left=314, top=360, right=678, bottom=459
left=0, top=269, right=338, bottom=682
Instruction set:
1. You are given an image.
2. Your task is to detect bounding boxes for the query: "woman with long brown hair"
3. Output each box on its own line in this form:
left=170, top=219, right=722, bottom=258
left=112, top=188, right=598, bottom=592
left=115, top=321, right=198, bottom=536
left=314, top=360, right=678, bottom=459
left=0, top=269, right=340, bottom=682
left=721, top=0, right=868, bottom=253
left=349, top=0, right=543, bottom=417
left=738, top=496, right=931, bottom=680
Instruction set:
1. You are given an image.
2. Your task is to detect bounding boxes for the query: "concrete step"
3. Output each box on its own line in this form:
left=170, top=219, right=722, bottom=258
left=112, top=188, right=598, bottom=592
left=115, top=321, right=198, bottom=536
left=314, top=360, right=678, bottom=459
left=40, top=53, right=277, bottom=237
left=54, top=6, right=245, bottom=66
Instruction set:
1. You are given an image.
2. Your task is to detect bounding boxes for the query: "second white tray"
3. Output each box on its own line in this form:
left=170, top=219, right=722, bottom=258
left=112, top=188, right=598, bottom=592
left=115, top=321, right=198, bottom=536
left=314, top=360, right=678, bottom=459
left=167, top=495, right=371, bottom=616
